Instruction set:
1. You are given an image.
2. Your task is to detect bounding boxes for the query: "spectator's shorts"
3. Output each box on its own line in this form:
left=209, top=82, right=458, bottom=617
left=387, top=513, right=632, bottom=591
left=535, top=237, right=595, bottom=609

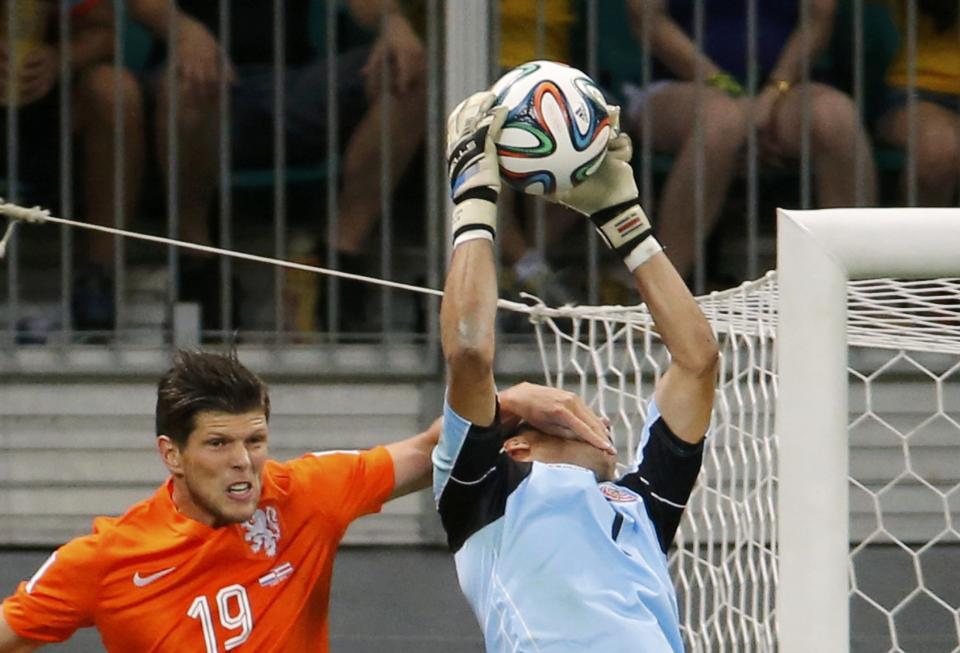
left=877, top=87, right=960, bottom=125
left=230, top=46, right=370, bottom=167
left=145, top=46, right=370, bottom=168
left=0, top=90, right=66, bottom=195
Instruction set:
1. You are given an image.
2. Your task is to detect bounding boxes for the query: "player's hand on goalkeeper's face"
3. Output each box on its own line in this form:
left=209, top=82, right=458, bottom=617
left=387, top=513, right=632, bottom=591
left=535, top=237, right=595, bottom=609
left=446, top=91, right=508, bottom=204
left=547, top=104, right=641, bottom=216
left=500, top=382, right=616, bottom=455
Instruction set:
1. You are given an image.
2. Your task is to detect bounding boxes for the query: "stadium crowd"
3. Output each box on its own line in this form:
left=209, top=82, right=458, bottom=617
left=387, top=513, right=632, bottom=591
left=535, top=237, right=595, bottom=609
left=1, top=0, right=954, bottom=337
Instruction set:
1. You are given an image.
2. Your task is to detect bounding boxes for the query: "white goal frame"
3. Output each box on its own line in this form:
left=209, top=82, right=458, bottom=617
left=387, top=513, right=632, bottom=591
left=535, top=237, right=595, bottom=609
left=776, top=207, right=960, bottom=653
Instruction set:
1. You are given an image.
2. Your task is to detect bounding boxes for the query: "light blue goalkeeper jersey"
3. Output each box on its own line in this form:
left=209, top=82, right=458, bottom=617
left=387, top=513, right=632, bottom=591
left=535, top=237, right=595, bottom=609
left=433, top=398, right=704, bottom=653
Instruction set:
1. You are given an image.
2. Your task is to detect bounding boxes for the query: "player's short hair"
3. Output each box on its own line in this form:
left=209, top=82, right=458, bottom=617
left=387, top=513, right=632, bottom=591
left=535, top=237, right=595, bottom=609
left=155, top=350, right=271, bottom=447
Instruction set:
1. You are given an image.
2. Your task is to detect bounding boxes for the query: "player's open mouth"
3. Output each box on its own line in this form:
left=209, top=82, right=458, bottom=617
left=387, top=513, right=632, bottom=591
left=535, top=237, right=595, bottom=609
left=226, top=482, right=254, bottom=501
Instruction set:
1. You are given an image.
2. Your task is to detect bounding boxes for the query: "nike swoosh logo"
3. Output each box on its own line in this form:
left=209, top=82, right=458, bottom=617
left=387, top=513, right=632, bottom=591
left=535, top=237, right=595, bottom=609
left=133, top=567, right=177, bottom=587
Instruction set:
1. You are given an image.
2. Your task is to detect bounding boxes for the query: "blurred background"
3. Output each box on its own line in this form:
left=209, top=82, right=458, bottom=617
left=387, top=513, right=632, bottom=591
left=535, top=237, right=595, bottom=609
left=0, top=0, right=950, bottom=347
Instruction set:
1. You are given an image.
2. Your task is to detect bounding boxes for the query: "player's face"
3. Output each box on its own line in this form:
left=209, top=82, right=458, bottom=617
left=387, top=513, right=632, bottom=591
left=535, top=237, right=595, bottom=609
left=176, top=410, right=269, bottom=527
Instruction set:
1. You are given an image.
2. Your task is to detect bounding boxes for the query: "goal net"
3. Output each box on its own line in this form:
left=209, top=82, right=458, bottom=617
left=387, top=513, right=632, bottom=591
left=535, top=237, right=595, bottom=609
left=523, top=211, right=960, bottom=652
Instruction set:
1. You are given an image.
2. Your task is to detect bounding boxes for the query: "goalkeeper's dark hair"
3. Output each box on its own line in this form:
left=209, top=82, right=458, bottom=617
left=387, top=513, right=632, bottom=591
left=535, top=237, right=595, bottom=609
left=156, top=349, right=270, bottom=448
left=917, top=0, right=958, bottom=32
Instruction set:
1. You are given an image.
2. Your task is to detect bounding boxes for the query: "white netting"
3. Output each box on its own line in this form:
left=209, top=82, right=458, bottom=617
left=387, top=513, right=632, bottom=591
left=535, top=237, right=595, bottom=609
left=526, top=273, right=960, bottom=652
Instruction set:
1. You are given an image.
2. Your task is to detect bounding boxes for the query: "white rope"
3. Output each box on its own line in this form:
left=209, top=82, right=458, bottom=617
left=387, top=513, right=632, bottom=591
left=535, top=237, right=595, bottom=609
left=0, top=199, right=538, bottom=313
left=6, top=199, right=957, bottom=356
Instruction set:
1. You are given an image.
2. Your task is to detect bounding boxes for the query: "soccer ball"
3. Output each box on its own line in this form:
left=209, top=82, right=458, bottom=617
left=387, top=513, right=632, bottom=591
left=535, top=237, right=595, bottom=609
left=492, top=60, right=611, bottom=195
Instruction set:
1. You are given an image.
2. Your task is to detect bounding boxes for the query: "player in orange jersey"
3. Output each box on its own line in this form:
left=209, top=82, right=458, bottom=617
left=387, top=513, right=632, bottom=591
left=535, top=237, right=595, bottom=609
left=0, top=350, right=607, bottom=652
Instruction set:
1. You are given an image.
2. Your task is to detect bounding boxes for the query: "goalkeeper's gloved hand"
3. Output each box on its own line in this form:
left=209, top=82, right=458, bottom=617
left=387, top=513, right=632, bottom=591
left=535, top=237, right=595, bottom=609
left=549, top=106, right=662, bottom=271
left=446, top=91, right=508, bottom=248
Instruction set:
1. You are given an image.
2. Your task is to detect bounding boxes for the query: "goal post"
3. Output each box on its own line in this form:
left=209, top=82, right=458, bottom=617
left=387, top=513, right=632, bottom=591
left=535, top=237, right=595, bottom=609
left=776, top=207, right=960, bottom=653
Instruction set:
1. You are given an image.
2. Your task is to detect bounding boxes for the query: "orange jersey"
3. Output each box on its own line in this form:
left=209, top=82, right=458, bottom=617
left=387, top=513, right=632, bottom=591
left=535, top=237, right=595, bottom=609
left=3, top=447, right=395, bottom=652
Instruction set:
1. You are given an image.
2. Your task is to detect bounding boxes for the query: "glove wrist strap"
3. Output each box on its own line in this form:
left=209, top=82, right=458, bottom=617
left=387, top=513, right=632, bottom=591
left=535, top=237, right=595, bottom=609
left=452, top=197, right=497, bottom=248
left=622, top=236, right=663, bottom=272
left=590, top=199, right=659, bottom=269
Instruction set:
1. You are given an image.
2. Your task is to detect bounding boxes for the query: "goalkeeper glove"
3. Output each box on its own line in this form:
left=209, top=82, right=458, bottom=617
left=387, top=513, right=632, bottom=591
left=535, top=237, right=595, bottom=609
left=446, top=91, right=507, bottom=247
left=549, top=106, right=662, bottom=271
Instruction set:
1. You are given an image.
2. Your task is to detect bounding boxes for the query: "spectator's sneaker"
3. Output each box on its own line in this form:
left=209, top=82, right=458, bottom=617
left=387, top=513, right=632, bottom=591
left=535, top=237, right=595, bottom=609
left=16, top=316, right=56, bottom=345
left=72, top=264, right=115, bottom=333
left=512, top=250, right=577, bottom=307
left=179, top=257, right=244, bottom=338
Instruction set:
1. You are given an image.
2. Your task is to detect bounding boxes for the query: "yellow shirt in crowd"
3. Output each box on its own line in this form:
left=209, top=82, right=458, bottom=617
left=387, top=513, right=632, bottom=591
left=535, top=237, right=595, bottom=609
left=402, top=0, right=575, bottom=71
left=886, top=1, right=960, bottom=95
left=498, top=0, right=575, bottom=69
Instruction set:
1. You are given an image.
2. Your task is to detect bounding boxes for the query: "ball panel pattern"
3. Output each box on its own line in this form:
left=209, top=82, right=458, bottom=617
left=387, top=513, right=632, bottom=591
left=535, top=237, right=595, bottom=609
left=492, top=61, right=610, bottom=195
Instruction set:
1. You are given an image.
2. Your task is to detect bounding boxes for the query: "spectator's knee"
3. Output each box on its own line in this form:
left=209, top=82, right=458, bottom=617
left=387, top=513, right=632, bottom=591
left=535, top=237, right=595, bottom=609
left=915, top=124, right=960, bottom=187
left=810, top=89, right=861, bottom=149
left=157, top=68, right=217, bottom=132
left=700, top=93, right=747, bottom=155
left=77, top=64, right=143, bottom=124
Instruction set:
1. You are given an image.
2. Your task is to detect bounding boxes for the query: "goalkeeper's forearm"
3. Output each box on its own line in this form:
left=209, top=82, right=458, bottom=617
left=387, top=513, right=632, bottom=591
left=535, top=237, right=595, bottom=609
left=440, top=238, right=499, bottom=428
left=635, top=252, right=719, bottom=445
left=631, top=253, right=717, bottom=374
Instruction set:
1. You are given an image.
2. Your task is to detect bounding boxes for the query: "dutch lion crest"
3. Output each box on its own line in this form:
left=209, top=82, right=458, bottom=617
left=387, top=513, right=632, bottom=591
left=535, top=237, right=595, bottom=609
left=242, top=506, right=281, bottom=557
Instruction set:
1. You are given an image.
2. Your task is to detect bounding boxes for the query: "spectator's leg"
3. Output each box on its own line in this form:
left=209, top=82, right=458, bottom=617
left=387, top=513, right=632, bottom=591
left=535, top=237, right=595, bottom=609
left=155, top=67, right=237, bottom=333
left=632, top=83, right=747, bottom=281
left=334, top=77, right=427, bottom=256
left=74, top=64, right=145, bottom=267
left=69, top=64, right=145, bottom=332
left=773, top=83, right=877, bottom=207
left=155, top=67, right=218, bottom=246
left=330, top=66, right=426, bottom=332
left=877, top=100, right=959, bottom=206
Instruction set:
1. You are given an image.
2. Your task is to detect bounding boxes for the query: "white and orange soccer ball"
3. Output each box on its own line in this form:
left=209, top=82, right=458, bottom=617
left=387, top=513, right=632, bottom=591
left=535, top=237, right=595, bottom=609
left=492, top=60, right=611, bottom=195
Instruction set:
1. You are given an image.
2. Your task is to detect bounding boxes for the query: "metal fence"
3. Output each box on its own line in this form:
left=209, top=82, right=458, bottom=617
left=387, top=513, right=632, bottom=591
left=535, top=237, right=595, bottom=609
left=0, top=0, right=944, bottom=358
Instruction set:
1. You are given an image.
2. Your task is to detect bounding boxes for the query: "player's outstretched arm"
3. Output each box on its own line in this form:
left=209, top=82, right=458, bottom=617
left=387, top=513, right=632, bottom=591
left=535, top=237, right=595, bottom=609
left=441, top=92, right=507, bottom=427
left=0, top=614, right=41, bottom=653
left=550, top=111, right=718, bottom=444
left=385, top=418, right=442, bottom=499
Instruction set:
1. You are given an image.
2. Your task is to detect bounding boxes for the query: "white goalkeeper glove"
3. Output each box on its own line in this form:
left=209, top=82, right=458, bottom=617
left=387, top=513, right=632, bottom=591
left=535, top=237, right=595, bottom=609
left=446, top=91, right=508, bottom=248
left=549, top=106, right=662, bottom=271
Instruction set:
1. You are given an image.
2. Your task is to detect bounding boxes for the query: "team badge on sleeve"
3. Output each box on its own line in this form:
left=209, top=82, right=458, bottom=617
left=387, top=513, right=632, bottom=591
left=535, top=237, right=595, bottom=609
left=599, top=483, right=639, bottom=503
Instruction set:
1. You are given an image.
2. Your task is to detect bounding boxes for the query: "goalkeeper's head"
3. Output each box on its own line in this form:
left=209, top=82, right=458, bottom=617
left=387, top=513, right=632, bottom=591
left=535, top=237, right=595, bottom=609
left=502, top=423, right=618, bottom=482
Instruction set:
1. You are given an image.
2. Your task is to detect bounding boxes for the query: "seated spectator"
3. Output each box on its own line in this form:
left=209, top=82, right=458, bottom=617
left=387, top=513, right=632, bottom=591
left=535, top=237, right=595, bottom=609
left=128, top=0, right=425, bottom=333
left=875, top=0, right=960, bottom=205
left=622, top=0, right=877, bottom=285
left=1, top=0, right=144, bottom=332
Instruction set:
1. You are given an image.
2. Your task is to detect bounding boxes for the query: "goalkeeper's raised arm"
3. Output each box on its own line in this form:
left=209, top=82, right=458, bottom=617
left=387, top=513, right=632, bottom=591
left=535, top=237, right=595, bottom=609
left=438, top=92, right=614, bottom=447
left=550, top=108, right=719, bottom=445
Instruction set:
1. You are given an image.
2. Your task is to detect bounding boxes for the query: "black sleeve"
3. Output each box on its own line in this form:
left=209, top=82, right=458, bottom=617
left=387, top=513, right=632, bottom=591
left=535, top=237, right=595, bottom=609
left=436, top=417, right=532, bottom=554
left=616, top=417, right=704, bottom=553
